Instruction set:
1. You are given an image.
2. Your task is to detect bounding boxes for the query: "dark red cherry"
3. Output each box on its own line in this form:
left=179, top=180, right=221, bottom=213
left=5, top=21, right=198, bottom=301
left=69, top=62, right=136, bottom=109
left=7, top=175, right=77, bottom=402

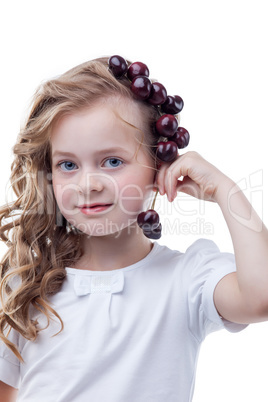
left=174, top=96, right=184, bottom=112
left=131, top=76, right=152, bottom=100
left=108, top=55, right=128, bottom=78
left=127, top=62, right=149, bottom=81
left=147, top=82, right=167, bottom=105
left=143, top=223, right=162, bottom=239
left=170, top=127, right=190, bottom=149
left=157, top=141, right=178, bottom=162
left=161, top=95, right=184, bottom=114
left=137, top=209, right=160, bottom=231
left=155, top=114, right=178, bottom=137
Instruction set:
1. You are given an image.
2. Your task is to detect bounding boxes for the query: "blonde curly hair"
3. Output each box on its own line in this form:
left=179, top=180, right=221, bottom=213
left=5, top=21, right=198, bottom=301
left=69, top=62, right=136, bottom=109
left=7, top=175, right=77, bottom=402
left=0, top=57, right=160, bottom=361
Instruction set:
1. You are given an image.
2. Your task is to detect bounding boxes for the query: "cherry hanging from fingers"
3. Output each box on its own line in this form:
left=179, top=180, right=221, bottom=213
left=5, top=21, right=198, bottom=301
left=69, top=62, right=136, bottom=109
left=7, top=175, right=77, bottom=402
left=137, top=209, right=160, bottom=231
left=143, top=223, right=162, bottom=239
left=137, top=190, right=162, bottom=239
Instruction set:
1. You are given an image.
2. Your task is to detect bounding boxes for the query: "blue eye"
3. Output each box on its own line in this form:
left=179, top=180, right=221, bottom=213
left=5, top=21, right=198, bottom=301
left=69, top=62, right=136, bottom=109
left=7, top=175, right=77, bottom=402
left=103, top=158, right=123, bottom=168
left=58, top=161, right=77, bottom=171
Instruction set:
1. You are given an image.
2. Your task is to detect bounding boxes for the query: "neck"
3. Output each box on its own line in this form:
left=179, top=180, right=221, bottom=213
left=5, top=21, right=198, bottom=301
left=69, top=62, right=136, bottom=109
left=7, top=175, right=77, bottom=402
left=74, top=226, right=153, bottom=271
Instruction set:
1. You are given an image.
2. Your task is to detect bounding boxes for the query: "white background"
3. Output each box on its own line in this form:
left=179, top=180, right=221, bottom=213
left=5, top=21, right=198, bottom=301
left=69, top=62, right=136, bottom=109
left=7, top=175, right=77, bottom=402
left=0, top=1, right=268, bottom=400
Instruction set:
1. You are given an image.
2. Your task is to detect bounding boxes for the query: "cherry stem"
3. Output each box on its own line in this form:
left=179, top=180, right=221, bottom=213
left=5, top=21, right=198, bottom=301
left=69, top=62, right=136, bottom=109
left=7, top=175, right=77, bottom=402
left=151, top=189, right=159, bottom=210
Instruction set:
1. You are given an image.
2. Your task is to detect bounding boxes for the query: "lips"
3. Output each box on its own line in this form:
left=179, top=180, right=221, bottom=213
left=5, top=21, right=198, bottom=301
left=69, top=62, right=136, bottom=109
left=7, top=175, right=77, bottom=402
left=77, top=203, right=113, bottom=215
left=78, top=203, right=112, bottom=209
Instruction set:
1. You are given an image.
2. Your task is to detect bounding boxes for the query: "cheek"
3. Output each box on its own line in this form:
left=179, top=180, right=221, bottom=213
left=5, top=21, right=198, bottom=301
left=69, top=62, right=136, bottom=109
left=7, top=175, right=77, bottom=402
left=53, top=181, right=79, bottom=212
left=118, top=173, right=154, bottom=215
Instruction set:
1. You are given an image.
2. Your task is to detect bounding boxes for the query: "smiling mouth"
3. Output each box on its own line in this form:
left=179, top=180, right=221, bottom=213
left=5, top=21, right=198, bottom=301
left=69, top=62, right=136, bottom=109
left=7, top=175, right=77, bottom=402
left=78, top=204, right=113, bottom=214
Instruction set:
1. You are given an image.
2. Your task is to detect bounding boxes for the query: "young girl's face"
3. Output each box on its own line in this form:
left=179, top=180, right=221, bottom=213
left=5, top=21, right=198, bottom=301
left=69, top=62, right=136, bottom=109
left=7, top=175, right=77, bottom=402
left=50, top=99, right=155, bottom=237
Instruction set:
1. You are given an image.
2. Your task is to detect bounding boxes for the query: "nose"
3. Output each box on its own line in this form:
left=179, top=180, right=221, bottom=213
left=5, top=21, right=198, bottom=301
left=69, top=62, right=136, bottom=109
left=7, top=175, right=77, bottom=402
left=78, top=172, right=104, bottom=195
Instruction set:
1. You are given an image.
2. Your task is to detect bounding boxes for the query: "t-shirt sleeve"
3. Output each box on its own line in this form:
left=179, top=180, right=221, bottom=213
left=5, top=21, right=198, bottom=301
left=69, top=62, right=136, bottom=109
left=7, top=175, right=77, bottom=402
left=184, top=239, right=248, bottom=341
left=0, top=327, right=20, bottom=388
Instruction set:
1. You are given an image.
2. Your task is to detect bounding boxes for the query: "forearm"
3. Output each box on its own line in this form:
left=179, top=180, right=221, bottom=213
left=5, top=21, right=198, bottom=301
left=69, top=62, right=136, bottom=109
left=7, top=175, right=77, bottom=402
left=215, top=175, right=268, bottom=310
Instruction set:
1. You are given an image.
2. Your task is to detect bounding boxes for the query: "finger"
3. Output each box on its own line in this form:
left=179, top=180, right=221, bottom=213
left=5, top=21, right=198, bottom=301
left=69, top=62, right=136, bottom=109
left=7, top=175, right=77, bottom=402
left=164, top=159, right=184, bottom=201
left=176, top=176, right=200, bottom=198
left=163, top=169, right=174, bottom=201
left=155, top=163, right=170, bottom=196
left=176, top=176, right=216, bottom=201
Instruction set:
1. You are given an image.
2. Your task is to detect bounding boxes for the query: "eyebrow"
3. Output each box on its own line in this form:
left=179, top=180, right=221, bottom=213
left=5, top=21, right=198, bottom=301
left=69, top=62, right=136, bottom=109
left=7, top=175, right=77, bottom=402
left=52, top=147, right=132, bottom=159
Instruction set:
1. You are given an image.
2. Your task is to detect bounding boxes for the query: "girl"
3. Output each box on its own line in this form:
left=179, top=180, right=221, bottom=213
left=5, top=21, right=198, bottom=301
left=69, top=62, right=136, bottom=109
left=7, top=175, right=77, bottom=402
left=0, top=55, right=267, bottom=402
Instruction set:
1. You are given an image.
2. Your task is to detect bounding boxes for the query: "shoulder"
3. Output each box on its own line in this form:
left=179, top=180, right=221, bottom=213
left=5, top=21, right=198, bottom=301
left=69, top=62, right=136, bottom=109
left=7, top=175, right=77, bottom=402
left=182, top=238, right=234, bottom=267
left=154, top=238, right=225, bottom=267
left=185, top=238, right=221, bottom=255
left=154, top=239, right=235, bottom=281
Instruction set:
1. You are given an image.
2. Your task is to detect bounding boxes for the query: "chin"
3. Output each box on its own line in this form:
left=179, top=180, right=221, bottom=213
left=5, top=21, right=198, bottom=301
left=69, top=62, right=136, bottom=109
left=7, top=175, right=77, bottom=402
left=73, top=218, right=139, bottom=239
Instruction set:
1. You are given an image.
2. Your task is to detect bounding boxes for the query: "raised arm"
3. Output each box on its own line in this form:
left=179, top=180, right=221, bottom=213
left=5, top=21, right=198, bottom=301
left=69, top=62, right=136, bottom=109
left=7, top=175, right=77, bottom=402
left=156, top=151, right=268, bottom=324
left=212, top=171, right=268, bottom=324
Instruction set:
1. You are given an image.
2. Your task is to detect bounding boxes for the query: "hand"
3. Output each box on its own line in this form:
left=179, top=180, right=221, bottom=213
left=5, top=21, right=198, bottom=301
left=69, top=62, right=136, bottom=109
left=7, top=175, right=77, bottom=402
left=155, top=151, right=228, bottom=203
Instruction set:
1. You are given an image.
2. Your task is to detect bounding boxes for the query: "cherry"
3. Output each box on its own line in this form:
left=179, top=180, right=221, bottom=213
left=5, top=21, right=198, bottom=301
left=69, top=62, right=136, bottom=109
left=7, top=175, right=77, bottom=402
left=147, top=82, right=167, bottom=106
left=127, top=61, right=149, bottom=81
left=137, top=209, right=160, bottom=231
left=156, top=141, right=178, bottom=162
left=137, top=209, right=162, bottom=239
left=137, top=192, right=162, bottom=239
left=155, top=114, right=178, bottom=137
left=170, top=127, right=190, bottom=149
left=143, top=223, right=162, bottom=239
left=131, top=76, right=152, bottom=100
left=161, top=95, right=184, bottom=114
left=108, top=55, right=128, bottom=78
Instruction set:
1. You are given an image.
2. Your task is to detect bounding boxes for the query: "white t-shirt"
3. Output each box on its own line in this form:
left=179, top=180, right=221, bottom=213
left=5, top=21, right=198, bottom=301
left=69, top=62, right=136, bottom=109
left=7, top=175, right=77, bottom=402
left=0, top=239, right=246, bottom=401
